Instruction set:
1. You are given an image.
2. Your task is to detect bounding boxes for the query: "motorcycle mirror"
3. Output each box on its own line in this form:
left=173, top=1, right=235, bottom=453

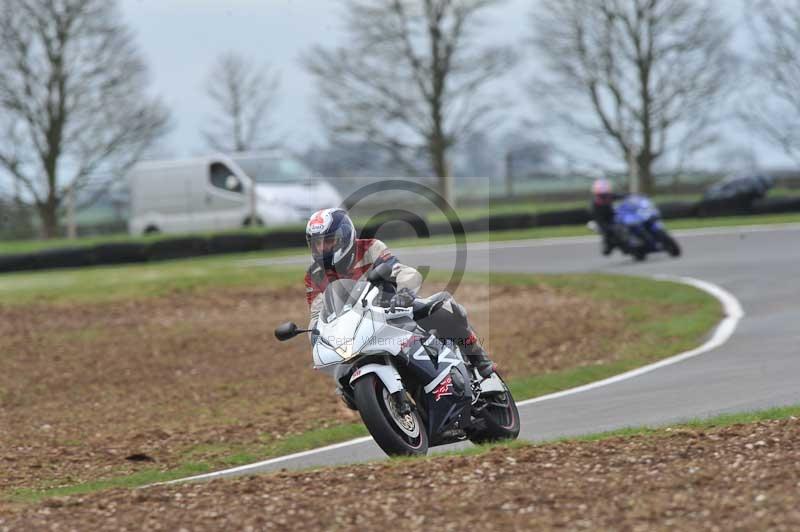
left=367, top=262, right=393, bottom=284
left=274, top=322, right=300, bottom=341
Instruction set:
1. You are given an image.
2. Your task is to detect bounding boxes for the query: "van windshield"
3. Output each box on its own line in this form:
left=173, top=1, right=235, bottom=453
left=233, top=156, right=311, bottom=184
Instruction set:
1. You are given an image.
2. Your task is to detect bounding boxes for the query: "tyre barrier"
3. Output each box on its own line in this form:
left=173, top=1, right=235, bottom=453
left=1, top=196, right=798, bottom=273
left=146, top=237, right=210, bottom=262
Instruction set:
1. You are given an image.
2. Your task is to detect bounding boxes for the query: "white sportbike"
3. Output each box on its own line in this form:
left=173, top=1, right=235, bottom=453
left=275, top=263, right=520, bottom=456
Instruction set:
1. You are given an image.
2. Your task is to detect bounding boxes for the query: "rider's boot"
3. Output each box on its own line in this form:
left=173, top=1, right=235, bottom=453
left=602, top=235, right=615, bottom=256
left=463, top=331, right=496, bottom=379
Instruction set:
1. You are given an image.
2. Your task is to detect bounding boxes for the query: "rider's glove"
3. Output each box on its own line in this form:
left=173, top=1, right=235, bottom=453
left=389, top=287, right=416, bottom=312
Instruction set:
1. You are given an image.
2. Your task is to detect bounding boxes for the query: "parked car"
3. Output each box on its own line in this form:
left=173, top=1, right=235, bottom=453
left=128, top=151, right=342, bottom=235
left=696, top=174, right=774, bottom=216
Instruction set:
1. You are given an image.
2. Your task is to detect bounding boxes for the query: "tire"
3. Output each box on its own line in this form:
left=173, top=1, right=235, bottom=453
left=655, top=230, right=681, bottom=257
left=353, top=374, right=428, bottom=457
left=633, top=248, right=648, bottom=262
left=468, top=374, right=521, bottom=445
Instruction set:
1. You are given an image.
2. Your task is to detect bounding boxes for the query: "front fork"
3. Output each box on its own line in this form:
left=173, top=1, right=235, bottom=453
left=345, top=359, right=415, bottom=416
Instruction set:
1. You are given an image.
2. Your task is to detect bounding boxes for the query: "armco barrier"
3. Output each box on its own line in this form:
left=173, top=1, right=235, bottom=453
left=0, top=196, right=798, bottom=273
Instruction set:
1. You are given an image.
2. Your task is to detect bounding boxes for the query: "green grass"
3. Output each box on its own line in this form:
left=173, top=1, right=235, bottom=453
left=0, top=223, right=306, bottom=255
left=16, top=401, right=797, bottom=505
left=184, top=423, right=370, bottom=468
left=406, top=404, right=800, bottom=461
left=392, top=404, right=800, bottom=464
left=547, top=404, right=800, bottom=445
left=0, top=251, right=303, bottom=305
left=9, top=424, right=370, bottom=504
left=9, top=463, right=212, bottom=504
left=426, top=187, right=800, bottom=223
left=384, top=211, right=800, bottom=250
left=1, top=270, right=723, bottom=504
left=4, top=186, right=799, bottom=255
left=477, top=273, right=720, bottom=400
left=489, top=211, right=800, bottom=240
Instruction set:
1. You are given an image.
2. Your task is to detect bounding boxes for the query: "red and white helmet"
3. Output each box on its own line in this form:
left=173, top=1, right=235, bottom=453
left=306, top=208, right=356, bottom=271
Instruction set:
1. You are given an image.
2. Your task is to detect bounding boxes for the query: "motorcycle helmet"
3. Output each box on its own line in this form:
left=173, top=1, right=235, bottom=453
left=306, top=208, right=356, bottom=272
left=592, top=179, right=614, bottom=205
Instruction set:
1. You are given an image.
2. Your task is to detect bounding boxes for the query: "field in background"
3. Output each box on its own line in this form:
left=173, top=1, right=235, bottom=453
left=3, top=187, right=800, bottom=258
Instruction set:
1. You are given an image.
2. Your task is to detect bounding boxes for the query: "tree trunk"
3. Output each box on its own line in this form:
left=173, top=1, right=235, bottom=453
left=66, top=186, right=77, bottom=239
left=627, top=149, right=640, bottom=195
left=637, top=151, right=655, bottom=195
left=430, top=137, right=454, bottom=208
left=37, top=198, right=60, bottom=239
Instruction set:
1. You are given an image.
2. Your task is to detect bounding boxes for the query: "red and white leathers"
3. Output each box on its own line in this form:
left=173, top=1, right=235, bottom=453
left=304, top=238, right=422, bottom=332
left=303, top=238, right=496, bottom=378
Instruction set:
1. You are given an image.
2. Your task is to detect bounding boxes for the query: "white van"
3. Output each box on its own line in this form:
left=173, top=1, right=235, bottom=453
left=128, top=152, right=342, bottom=235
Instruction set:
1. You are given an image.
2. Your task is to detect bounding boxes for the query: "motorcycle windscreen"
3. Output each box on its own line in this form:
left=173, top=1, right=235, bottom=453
left=319, top=311, right=376, bottom=361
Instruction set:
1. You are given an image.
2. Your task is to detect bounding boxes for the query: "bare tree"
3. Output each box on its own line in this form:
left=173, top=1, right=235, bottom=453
left=531, top=0, right=735, bottom=194
left=0, top=0, right=170, bottom=239
left=740, top=0, right=800, bottom=163
left=303, top=0, right=516, bottom=207
left=203, top=52, right=281, bottom=153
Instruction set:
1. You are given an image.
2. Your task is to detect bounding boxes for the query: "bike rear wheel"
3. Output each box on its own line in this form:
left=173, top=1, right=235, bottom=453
left=468, top=374, right=521, bottom=445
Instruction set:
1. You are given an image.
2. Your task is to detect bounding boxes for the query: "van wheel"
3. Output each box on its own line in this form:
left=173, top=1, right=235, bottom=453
left=144, top=225, right=160, bottom=235
left=243, top=216, right=264, bottom=227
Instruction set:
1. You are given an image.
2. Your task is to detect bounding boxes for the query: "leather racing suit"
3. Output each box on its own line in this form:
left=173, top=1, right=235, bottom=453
left=304, top=238, right=495, bottom=378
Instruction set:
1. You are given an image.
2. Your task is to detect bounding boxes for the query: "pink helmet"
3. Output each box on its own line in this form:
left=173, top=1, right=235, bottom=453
left=592, top=179, right=614, bottom=205
left=591, top=179, right=613, bottom=195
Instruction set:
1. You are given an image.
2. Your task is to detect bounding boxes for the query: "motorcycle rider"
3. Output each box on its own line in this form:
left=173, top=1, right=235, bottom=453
left=304, top=207, right=497, bottom=379
left=590, top=179, right=625, bottom=255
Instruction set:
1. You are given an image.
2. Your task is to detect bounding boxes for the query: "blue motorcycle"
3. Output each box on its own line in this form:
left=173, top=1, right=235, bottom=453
left=611, top=195, right=681, bottom=261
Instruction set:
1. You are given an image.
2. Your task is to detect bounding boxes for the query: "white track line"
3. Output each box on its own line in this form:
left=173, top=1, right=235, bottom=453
left=516, top=275, right=744, bottom=407
left=157, top=436, right=375, bottom=485
left=158, top=275, right=744, bottom=485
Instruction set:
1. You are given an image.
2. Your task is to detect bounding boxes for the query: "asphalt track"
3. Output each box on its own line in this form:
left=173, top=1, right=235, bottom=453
left=174, top=223, right=800, bottom=482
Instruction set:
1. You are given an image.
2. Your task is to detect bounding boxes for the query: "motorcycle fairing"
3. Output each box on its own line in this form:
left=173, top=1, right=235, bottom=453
left=349, top=362, right=404, bottom=394
left=398, top=334, right=473, bottom=438
left=312, top=304, right=415, bottom=369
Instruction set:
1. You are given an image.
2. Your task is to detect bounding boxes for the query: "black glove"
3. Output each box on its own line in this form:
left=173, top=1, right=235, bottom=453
left=389, top=287, right=416, bottom=312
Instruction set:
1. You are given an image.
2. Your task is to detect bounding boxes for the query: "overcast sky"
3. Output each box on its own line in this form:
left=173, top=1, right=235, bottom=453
left=120, top=0, right=794, bottom=168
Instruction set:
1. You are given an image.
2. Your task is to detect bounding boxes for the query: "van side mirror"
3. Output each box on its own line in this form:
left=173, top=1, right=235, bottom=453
left=367, top=262, right=393, bottom=284
left=275, top=322, right=301, bottom=341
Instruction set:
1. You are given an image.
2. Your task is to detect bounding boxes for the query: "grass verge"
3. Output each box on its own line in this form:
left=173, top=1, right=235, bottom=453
left=4, top=209, right=799, bottom=305
left=3, top=195, right=800, bottom=257
left=390, top=211, right=800, bottom=249
left=19, top=402, right=798, bottom=504
left=0, top=254, right=301, bottom=305
left=3, top=272, right=722, bottom=504
left=390, top=404, right=800, bottom=465
left=7, top=424, right=371, bottom=504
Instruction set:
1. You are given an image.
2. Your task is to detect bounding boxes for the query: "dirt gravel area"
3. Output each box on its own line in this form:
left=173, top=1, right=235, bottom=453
left=4, top=417, right=799, bottom=531
left=0, top=280, right=632, bottom=497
